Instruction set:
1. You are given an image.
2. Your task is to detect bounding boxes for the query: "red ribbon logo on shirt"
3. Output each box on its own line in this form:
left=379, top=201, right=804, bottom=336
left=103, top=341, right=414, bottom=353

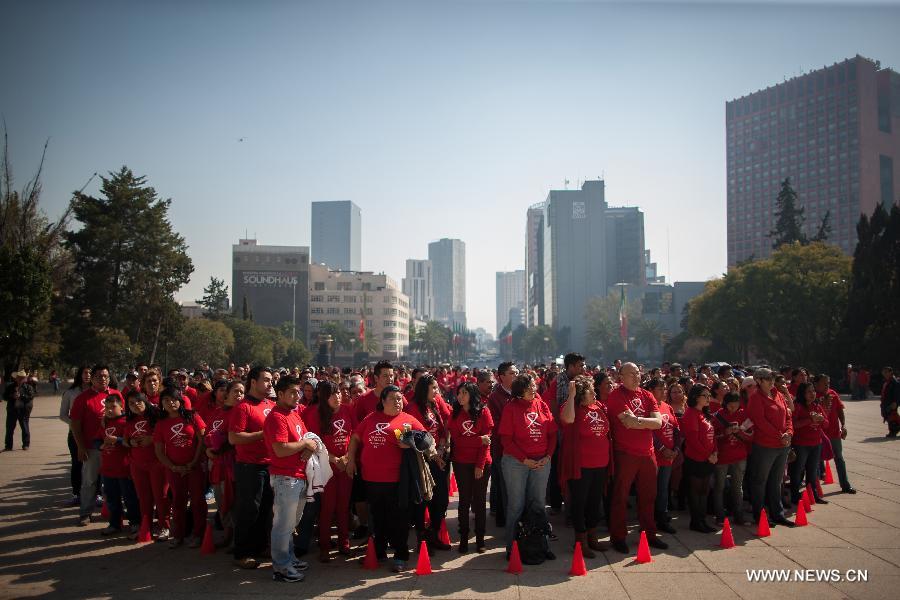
left=586, top=411, right=601, bottom=425
left=525, top=412, right=539, bottom=428
left=263, top=408, right=272, bottom=417
left=133, top=420, right=148, bottom=435
left=333, top=419, right=347, bottom=435
left=374, top=422, right=390, bottom=435
left=105, top=426, right=116, bottom=437
left=211, top=419, right=223, bottom=432
left=170, top=422, right=189, bottom=447
left=462, top=420, right=475, bottom=436
left=295, top=424, right=303, bottom=438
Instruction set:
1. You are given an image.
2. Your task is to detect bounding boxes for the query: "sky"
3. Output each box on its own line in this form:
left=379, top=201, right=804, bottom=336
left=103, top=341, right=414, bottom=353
left=3, top=0, right=899, bottom=336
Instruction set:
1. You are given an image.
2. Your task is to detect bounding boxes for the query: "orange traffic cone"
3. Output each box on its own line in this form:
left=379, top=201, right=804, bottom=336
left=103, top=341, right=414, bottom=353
left=438, top=519, right=451, bottom=546
left=756, top=509, right=771, bottom=537
left=795, top=501, right=808, bottom=527
left=136, top=516, right=152, bottom=543
left=362, top=537, right=379, bottom=570
left=815, top=479, right=825, bottom=499
left=415, top=541, right=432, bottom=575
left=807, top=484, right=817, bottom=505
left=569, top=542, right=587, bottom=575
left=449, top=472, right=458, bottom=496
left=720, top=518, right=735, bottom=549
left=803, top=488, right=814, bottom=513
left=424, top=507, right=431, bottom=527
left=506, top=541, right=523, bottom=574
left=824, top=461, right=835, bottom=485
left=636, top=531, right=652, bottom=563
left=200, top=521, right=215, bottom=554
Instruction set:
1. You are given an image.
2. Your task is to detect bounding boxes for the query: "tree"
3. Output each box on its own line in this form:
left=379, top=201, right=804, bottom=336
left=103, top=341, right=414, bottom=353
left=225, top=318, right=276, bottom=366
left=522, top=325, right=556, bottom=362
left=511, top=324, right=527, bottom=361
left=419, top=321, right=451, bottom=363
left=812, top=210, right=832, bottom=243
left=0, top=247, right=52, bottom=375
left=584, top=291, right=642, bottom=360
left=634, top=319, right=667, bottom=359
left=318, top=321, right=352, bottom=363
left=169, top=318, right=235, bottom=369
left=63, top=167, right=193, bottom=365
left=241, top=295, right=251, bottom=321
left=81, top=328, right=140, bottom=373
left=280, top=340, right=312, bottom=367
left=770, top=178, right=807, bottom=248
left=199, top=276, right=229, bottom=318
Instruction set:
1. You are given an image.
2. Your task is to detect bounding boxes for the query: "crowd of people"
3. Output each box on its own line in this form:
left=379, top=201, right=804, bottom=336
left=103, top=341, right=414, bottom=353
left=6, top=356, right=899, bottom=583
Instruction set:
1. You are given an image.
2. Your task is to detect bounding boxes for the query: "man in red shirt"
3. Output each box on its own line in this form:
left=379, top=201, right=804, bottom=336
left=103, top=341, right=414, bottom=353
left=229, top=366, right=276, bottom=569
left=264, top=375, right=317, bottom=583
left=814, top=374, right=855, bottom=494
left=70, top=365, right=123, bottom=526
left=487, top=361, right=517, bottom=527
left=606, top=362, right=667, bottom=553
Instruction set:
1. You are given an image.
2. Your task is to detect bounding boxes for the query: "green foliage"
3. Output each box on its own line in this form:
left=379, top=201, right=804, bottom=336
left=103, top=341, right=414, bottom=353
left=281, top=340, right=312, bottom=367
left=225, top=317, right=278, bottom=366
left=199, top=276, right=229, bottom=318
left=417, top=321, right=451, bottom=363
left=769, top=177, right=831, bottom=249
left=80, top=327, right=140, bottom=373
left=634, top=318, right=667, bottom=359
left=584, top=291, right=642, bottom=360
left=0, top=246, right=53, bottom=374
left=688, top=242, right=851, bottom=370
left=169, top=318, right=235, bottom=369
left=520, top=325, right=556, bottom=362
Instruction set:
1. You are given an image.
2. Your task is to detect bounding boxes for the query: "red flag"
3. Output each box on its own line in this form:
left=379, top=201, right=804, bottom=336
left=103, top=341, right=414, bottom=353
left=359, top=319, right=365, bottom=344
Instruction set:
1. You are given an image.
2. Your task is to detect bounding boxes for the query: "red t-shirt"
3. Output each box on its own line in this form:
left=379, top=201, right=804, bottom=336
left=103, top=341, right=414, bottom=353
left=747, top=388, right=793, bottom=448
left=405, top=399, right=452, bottom=444
left=125, top=416, right=159, bottom=468
left=354, top=411, right=424, bottom=483
left=354, top=389, right=379, bottom=424
left=498, top=397, right=557, bottom=461
left=195, top=391, right=217, bottom=425
left=792, top=401, right=829, bottom=446
left=448, top=408, right=493, bottom=469
left=154, top=414, right=206, bottom=465
left=681, top=407, right=715, bottom=462
left=145, top=394, right=160, bottom=408
left=100, top=416, right=129, bottom=477
left=713, top=407, right=750, bottom=464
left=304, top=403, right=356, bottom=458
left=606, top=386, right=660, bottom=457
left=573, top=402, right=610, bottom=469
left=263, top=405, right=309, bottom=479
left=486, top=386, right=513, bottom=458
left=229, top=396, right=276, bottom=465
left=183, top=386, right=198, bottom=408
left=70, top=388, right=124, bottom=444
left=819, top=389, right=844, bottom=439
left=654, top=401, right=679, bottom=467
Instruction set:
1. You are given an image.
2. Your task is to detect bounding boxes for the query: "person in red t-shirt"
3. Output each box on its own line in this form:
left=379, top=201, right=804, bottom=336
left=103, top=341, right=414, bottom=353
left=305, top=380, right=357, bottom=561
left=711, top=392, right=752, bottom=525
left=498, top=373, right=557, bottom=556
left=789, top=382, right=829, bottom=505
left=606, top=362, right=666, bottom=554
left=99, top=393, right=140, bottom=536
left=228, top=366, right=276, bottom=569
left=141, top=370, right=162, bottom=408
left=346, top=385, right=424, bottom=573
left=449, top=381, right=493, bottom=554
left=124, top=390, right=170, bottom=542
left=560, top=375, right=611, bottom=558
left=205, top=380, right=242, bottom=547
left=814, top=374, right=855, bottom=493
left=264, top=375, right=318, bottom=583
left=645, top=378, right=680, bottom=534
left=153, top=387, right=207, bottom=548
left=487, top=362, right=517, bottom=528
left=70, top=365, right=123, bottom=525
left=681, top=385, right=718, bottom=533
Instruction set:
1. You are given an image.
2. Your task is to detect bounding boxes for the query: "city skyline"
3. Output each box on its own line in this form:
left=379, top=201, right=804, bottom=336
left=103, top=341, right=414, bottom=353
left=3, top=1, right=899, bottom=336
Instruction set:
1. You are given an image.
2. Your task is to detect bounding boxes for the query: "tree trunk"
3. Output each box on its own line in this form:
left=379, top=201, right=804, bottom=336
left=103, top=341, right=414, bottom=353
left=148, top=316, right=162, bottom=365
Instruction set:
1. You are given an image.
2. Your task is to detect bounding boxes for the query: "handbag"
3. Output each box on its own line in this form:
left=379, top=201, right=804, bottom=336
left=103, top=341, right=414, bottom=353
left=819, top=430, right=834, bottom=461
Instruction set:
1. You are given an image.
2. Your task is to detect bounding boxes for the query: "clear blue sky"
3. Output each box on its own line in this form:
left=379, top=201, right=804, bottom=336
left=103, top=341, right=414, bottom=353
left=3, top=0, right=899, bottom=336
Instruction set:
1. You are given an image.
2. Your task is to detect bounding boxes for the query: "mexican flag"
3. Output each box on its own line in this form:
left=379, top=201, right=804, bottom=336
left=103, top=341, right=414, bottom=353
left=618, top=285, right=628, bottom=352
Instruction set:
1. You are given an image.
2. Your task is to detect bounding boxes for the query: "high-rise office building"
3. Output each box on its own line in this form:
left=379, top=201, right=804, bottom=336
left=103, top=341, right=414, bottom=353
left=311, top=201, right=362, bottom=271
left=525, top=203, right=545, bottom=328
left=726, top=55, right=900, bottom=266
left=496, top=270, right=526, bottom=336
left=428, top=238, right=466, bottom=329
left=402, top=259, right=434, bottom=321
left=540, top=180, right=646, bottom=351
left=231, top=239, right=309, bottom=338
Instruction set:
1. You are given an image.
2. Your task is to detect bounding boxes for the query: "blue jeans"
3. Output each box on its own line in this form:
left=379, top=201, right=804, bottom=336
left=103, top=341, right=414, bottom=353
left=829, top=437, right=852, bottom=490
left=501, top=454, right=550, bottom=550
left=270, top=475, right=307, bottom=572
left=103, top=475, right=140, bottom=528
left=655, top=464, right=672, bottom=518
left=79, top=447, right=101, bottom=519
left=749, top=444, right=789, bottom=521
left=790, top=444, right=821, bottom=502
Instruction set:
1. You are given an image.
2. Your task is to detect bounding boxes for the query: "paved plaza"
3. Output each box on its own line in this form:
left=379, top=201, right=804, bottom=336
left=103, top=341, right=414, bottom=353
left=0, top=394, right=898, bottom=599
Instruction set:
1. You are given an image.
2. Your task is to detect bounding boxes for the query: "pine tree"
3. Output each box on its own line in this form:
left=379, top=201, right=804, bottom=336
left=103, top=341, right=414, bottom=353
left=812, top=210, right=833, bottom=242
left=242, top=295, right=250, bottom=321
left=770, top=178, right=807, bottom=248
left=199, top=276, right=229, bottom=317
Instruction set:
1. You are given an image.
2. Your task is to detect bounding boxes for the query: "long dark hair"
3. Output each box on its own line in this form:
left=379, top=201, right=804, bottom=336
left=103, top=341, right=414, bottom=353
left=125, top=390, right=159, bottom=428
left=316, top=380, right=338, bottom=436
left=687, top=383, right=711, bottom=417
left=795, top=382, right=814, bottom=408
left=69, top=366, right=91, bottom=391
left=452, top=381, right=484, bottom=422
left=413, top=374, right=444, bottom=430
left=159, top=386, right=194, bottom=423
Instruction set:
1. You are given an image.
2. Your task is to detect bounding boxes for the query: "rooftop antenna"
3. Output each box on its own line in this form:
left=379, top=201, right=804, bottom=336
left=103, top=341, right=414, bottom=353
left=564, top=179, right=570, bottom=190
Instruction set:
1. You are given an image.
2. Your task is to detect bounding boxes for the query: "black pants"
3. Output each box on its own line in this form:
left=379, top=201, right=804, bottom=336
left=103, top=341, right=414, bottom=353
left=295, top=492, right=321, bottom=555
left=67, top=431, right=83, bottom=497
left=567, top=466, right=608, bottom=533
left=5, top=402, right=32, bottom=449
left=684, top=457, right=713, bottom=526
left=413, top=460, right=450, bottom=534
left=490, top=455, right=507, bottom=524
left=547, top=442, right=563, bottom=511
left=454, top=462, right=490, bottom=537
left=233, top=462, right=273, bottom=559
left=367, top=481, right=410, bottom=561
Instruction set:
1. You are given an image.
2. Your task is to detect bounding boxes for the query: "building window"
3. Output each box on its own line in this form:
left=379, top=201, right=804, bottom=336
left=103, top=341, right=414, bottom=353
left=343, top=295, right=356, bottom=303
left=881, top=155, right=895, bottom=207
left=344, top=320, right=355, bottom=328
left=311, top=295, right=324, bottom=302
left=314, top=282, right=325, bottom=291
left=344, top=308, right=355, bottom=314
left=311, top=308, right=323, bottom=314
left=327, top=308, right=339, bottom=315
left=337, top=282, right=352, bottom=291
left=327, top=295, right=340, bottom=302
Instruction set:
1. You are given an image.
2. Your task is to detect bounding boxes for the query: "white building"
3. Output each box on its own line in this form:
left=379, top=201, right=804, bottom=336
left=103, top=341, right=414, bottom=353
left=428, top=238, right=466, bottom=328
left=402, top=259, right=434, bottom=321
left=496, top=270, right=526, bottom=336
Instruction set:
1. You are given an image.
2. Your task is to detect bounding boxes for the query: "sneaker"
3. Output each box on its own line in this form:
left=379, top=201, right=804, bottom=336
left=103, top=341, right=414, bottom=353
left=100, top=525, right=122, bottom=536
left=205, top=490, right=214, bottom=502
left=391, top=559, right=407, bottom=573
left=292, top=559, right=309, bottom=571
left=842, top=487, right=857, bottom=494
left=188, top=536, right=202, bottom=548
left=156, top=527, right=170, bottom=542
left=168, top=538, right=183, bottom=549
left=273, top=568, right=305, bottom=583
left=233, top=557, right=260, bottom=570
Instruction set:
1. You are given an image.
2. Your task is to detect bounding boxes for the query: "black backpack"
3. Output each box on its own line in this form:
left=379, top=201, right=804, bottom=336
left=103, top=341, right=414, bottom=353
left=516, top=507, right=551, bottom=565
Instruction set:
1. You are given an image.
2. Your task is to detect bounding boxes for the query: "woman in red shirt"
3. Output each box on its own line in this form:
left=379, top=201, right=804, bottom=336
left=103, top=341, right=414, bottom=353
left=560, top=375, right=610, bottom=558
left=141, top=370, right=162, bottom=407
left=645, top=378, right=680, bottom=534
left=499, top=374, right=557, bottom=557
left=790, top=382, right=829, bottom=504
left=204, top=380, right=241, bottom=549
left=124, top=390, right=169, bottom=541
left=593, top=371, right=614, bottom=405
left=681, top=384, right=717, bottom=533
left=709, top=381, right=729, bottom=414
left=712, top=392, right=752, bottom=525
left=449, top=381, right=493, bottom=554
left=346, top=385, right=424, bottom=573
left=153, top=387, right=207, bottom=548
left=405, top=374, right=453, bottom=554
left=305, top=380, right=357, bottom=561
